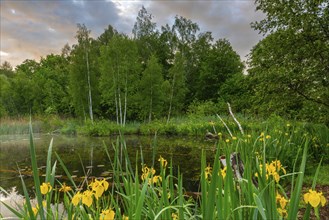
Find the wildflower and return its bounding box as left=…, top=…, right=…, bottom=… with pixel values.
left=149, top=175, right=162, bottom=185
left=204, top=165, right=212, bottom=179
left=276, top=193, right=288, bottom=209
left=32, top=206, right=38, bottom=216
left=286, top=123, right=290, bottom=127
left=72, top=191, right=82, bottom=206
left=277, top=207, right=288, bottom=218
left=99, top=209, right=115, bottom=220
left=247, top=134, right=251, bottom=138
left=158, top=156, right=168, bottom=168
left=266, top=135, right=271, bottom=139
left=259, top=138, right=264, bottom=142
left=218, top=132, right=222, bottom=136
left=59, top=182, right=72, bottom=193
left=141, top=165, right=156, bottom=181
left=90, top=178, right=109, bottom=199
left=122, top=214, right=129, bottom=220
left=260, top=132, right=264, bottom=137
left=82, top=190, right=93, bottom=207
left=221, top=166, right=227, bottom=179
left=304, top=189, right=327, bottom=208
left=172, top=212, right=178, bottom=220
left=225, top=139, right=230, bottom=143
left=40, top=182, right=52, bottom=195
left=232, top=136, right=237, bottom=140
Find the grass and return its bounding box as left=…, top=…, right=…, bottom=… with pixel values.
left=304, top=164, right=329, bottom=186
left=1, top=119, right=328, bottom=219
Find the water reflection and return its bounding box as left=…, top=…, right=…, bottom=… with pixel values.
left=0, top=134, right=216, bottom=207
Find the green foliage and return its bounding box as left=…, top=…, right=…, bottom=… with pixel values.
left=4, top=122, right=327, bottom=219
left=138, top=54, right=165, bottom=122
left=249, top=0, right=329, bottom=124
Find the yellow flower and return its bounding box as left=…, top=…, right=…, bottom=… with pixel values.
left=204, top=165, right=212, bottom=179
left=172, top=212, right=178, bottom=220
left=286, top=123, right=290, bottom=127
left=72, top=191, right=82, bottom=206
left=99, top=209, right=115, bottom=220
left=90, top=178, right=109, bottom=199
left=276, top=193, right=288, bottom=209
left=266, top=135, right=271, bottom=139
left=221, top=166, right=227, bottom=179
left=32, top=206, right=38, bottom=216
left=158, top=156, right=168, bottom=168
left=122, top=214, right=129, bottom=220
left=304, top=189, right=327, bottom=208
left=225, top=139, right=230, bottom=143
left=59, top=183, right=72, bottom=193
left=260, top=132, right=264, bottom=137
left=82, top=190, right=93, bottom=207
left=40, top=182, right=52, bottom=195
left=218, top=132, right=222, bottom=136
left=232, top=136, right=237, bottom=140
left=149, top=175, right=162, bottom=185
left=277, top=207, right=288, bottom=218
left=247, top=134, right=251, bottom=138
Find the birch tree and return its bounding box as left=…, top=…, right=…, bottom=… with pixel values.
left=99, top=35, right=140, bottom=126
left=69, top=24, right=97, bottom=122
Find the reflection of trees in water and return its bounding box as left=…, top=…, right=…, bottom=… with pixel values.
left=0, top=135, right=214, bottom=195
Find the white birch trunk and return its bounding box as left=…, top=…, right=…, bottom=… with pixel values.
left=85, top=47, right=93, bottom=123
left=167, top=72, right=176, bottom=124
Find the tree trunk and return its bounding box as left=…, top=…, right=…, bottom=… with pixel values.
left=123, top=73, right=128, bottom=127
left=85, top=48, right=93, bottom=123
left=167, top=72, right=176, bottom=124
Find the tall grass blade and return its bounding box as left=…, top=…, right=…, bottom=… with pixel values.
left=288, top=140, right=308, bottom=220
left=29, top=123, right=45, bottom=220
left=253, top=193, right=266, bottom=220
left=55, top=152, right=77, bottom=189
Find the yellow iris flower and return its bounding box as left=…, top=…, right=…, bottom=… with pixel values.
left=99, top=209, right=115, bottom=220
left=72, top=191, right=82, bottom=206
left=82, top=190, right=93, bottom=207
left=304, top=189, right=326, bottom=208
left=59, top=182, right=72, bottom=193
left=40, top=182, right=52, bottom=195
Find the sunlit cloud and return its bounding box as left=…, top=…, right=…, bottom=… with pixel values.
left=0, top=0, right=264, bottom=67
left=0, top=51, right=10, bottom=57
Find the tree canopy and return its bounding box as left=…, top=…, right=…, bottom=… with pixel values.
left=1, top=3, right=327, bottom=124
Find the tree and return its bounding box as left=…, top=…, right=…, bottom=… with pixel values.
left=99, top=34, right=140, bottom=126
left=248, top=0, right=329, bottom=123
left=166, top=52, right=187, bottom=122
left=0, top=61, right=14, bottom=78
left=132, top=6, right=159, bottom=64
left=197, top=39, right=244, bottom=101
left=69, top=24, right=99, bottom=121
left=138, top=54, right=164, bottom=122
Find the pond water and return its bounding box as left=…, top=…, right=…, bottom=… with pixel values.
left=0, top=133, right=217, bottom=215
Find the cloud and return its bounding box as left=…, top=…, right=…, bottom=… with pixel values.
left=0, top=0, right=264, bottom=67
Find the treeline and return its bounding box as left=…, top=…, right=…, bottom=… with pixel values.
left=1, top=1, right=328, bottom=125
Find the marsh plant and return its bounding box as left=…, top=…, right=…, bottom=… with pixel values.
left=1, top=124, right=327, bottom=220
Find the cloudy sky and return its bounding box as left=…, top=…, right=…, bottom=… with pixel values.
left=0, top=0, right=265, bottom=67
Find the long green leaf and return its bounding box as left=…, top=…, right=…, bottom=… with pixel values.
left=55, top=152, right=77, bottom=189
left=253, top=193, right=266, bottom=220
left=288, top=140, right=308, bottom=220
left=29, top=123, right=45, bottom=220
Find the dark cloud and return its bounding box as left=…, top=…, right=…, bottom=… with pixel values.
left=0, top=0, right=264, bottom=67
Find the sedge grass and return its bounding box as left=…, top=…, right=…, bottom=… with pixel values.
left=1, top=121, right=327, bottom=219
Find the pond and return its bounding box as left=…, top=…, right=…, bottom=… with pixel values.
left=0, top=133, right=217, bottom=216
